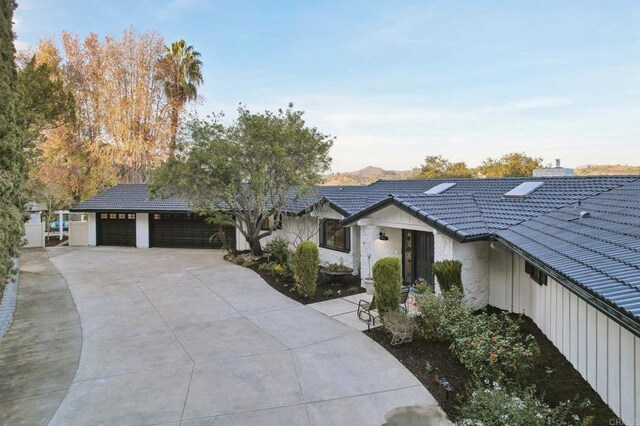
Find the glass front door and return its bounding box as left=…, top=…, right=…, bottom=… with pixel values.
left=402, top=230, right=435, bottom=286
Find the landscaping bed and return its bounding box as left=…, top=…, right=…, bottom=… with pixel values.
left=225, top=251, right=364, bottom=305
left=366, top=306, right=620, bottom=424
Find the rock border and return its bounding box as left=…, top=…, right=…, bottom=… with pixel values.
left=0, top=257, right=19, bottom=345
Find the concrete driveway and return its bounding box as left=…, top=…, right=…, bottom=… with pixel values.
left=9, top=247, right=434, bottom=425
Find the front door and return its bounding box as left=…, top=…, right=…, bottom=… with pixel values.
left=402, top=230, right=435, bottom=286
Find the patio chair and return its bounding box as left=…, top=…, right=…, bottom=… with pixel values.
left=357, top=295, right=377, bottom=330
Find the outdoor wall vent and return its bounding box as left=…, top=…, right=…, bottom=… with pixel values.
left=504, top=181, right=544, bottom=198
left=424, top=182, right=456, bottom=195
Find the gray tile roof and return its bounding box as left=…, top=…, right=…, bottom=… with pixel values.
left=496, top=181, right=640, bottom=323
left=71, top=184, right=192, bottom=212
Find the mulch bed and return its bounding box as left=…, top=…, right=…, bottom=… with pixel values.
left=45, top=236, right=68, bottom=247
left=226, top=253, right=364, bottom=304
left=366, top=306, right=621, bottom=424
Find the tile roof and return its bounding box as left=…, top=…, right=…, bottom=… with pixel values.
left=71, top=184, right=192, bottom=212
left=496, top=181, right=640, bottom=324
left=345, top=176, right=639, bottom=238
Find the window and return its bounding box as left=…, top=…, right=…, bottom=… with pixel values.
left=127, top=213, right=135, bottom=220
left=319, top=219, right=350, bottom=252
left=153, top=214, right=161, bottom=220
left=525, top=261, right=548, bottom=286
left=260, top=214, right=283, bottom=231
left=100, top=213, right=108, bottom=219
left=109, top=213, right=116, bottom=219
left=118, top=213, right=125, bottom=219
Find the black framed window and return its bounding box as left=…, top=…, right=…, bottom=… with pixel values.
left=525, top=261, right=548, bottom=286
left=319, top=219, right=350, bottom=252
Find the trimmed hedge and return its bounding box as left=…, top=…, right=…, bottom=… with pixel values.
left=372, top=257, right=402, bottom=314
left=432, top=259, right=463, bottom=294
left=293, top=241, right=318, bottom=297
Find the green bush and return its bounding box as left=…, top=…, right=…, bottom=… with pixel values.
left=264, top=238, right=292, bottom=266
left=372, top=257, right=402, bottom=314
left=416, top=287, right=467, bottom=341
left=258, top=261, right=291, bottom=279
left=292, top=241, right=319, bottom=297
left=432, top=259, right=463, bottom=294
left=449, top=311, right=540, bottom=387
left=458, top=383, right=583, bottom=426
left=416, top=288, right=539, bottom=387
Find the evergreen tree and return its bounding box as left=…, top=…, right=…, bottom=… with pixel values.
left=0, top=0, right=27, bottom=283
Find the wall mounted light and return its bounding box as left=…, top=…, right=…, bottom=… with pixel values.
left=379, top=229, right=389, bottom=241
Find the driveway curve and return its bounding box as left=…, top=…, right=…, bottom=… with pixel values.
left=46, top=246, right=434, bottom=425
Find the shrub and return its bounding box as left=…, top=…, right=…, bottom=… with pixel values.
left=458, top=383, right=583, bottom=426
left=264, top=238, right=292, bottom=265
left=258, top=261, right=291, bottom=279
left=372, top=257, right=402, bottom=314
left=449, top=311, right=540, bottom=387
left=432, top=259, right=463, bottom=294
left=383, top=311, right=418, bottom=345
left=416, top=286, right=467, bottom=341
left=292, top=241, right=319, bottom=297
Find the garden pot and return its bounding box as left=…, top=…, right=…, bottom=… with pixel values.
left=363, top=277, right=374, bottom=295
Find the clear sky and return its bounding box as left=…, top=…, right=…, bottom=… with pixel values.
left=15, top=0, right=640, bottom=172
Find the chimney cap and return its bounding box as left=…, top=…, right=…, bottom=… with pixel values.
left=555, top=159, right=561, bottom=168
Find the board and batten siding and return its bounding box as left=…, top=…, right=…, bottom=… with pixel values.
left=489, top=245, right=639, bottom=424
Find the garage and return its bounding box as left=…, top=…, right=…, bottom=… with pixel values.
left=149, top=213, right=235, bottom=249
left=97, top=212, right=136, bottom=246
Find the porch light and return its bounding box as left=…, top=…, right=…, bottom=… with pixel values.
left=379, top=229, right=389, bottom=241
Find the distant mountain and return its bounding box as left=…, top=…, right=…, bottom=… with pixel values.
left=323, top=164, right=640, bottom=186
left=575, top=165, right=640, bottom=176
left=323, top=166, right=415, bottom=185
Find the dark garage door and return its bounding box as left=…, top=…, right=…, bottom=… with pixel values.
left=150, top=213, right=235, bottom=249
left=97, top=212, right=136, bottom=246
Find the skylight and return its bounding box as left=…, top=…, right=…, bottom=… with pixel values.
left=424, top=182, right=456, bottom=195
left=504, top=181, right=544, bottom=198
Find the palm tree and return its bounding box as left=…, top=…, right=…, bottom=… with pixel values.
left=158, top=40, right=203, bottom=157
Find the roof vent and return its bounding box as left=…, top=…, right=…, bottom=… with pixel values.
left=504, top=181, right=544, bottom=198
left=424, top=182, right=456, bottom=195
left=579, top=211, right=591, bottom=219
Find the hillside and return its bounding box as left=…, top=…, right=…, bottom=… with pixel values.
left=323, top=166, right=415, bottom=185
left=575, top=165, right=640, bottom=176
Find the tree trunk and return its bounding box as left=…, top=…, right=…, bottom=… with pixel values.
left=248, top=238, right=263, bottom=256
left=169, top=105, right=179, bottom=158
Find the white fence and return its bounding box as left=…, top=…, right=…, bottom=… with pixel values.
left=23, top=223, right=45, bottom=248
left=489, top=246, right=639, bottom=424
left=69, top=221, right=88, bottom=246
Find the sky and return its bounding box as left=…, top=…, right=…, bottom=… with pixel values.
left=14, top=0, right=640, bottom=172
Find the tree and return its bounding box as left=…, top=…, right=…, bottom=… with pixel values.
left=415, top=155, right=474, bottom=178
left=478, top=152, right=543, bottom=177
left=150, top=104, right=333, bottom=255
left=0, top=0, right=27, bottom=281
left=157, top=40, right=203, bottom=157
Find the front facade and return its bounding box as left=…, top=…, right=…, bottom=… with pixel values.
left=73, top=176, right=640, bottom=422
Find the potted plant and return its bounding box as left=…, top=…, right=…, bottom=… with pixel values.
left=362, top=242, right=374, bottom=294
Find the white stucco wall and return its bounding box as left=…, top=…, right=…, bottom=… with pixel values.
left=136, top=213, right=149, bottom=248
left=355, top=204, right=490, bottom=309
left=234, top=208, right=360, bottom=273
left=87, top=213, right=97, bottom=246
left=489, top=245, right=639, bottom=424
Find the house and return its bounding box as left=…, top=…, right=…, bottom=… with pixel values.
left=71, top=175, right=640, bottom=422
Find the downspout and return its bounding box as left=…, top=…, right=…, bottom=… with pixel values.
left=510, top=251, right=515, bottom=312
